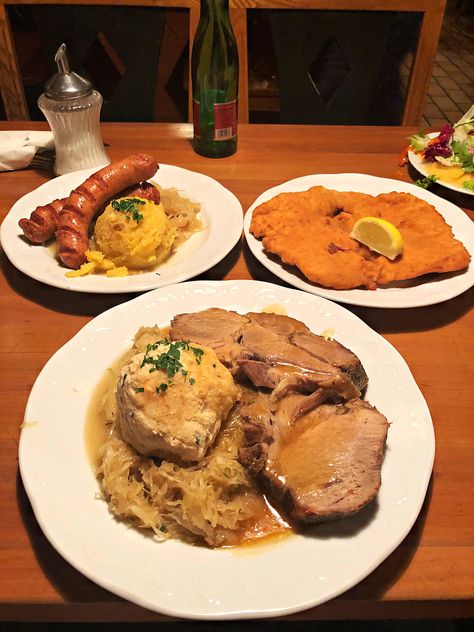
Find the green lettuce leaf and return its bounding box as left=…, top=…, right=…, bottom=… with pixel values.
left=415, top=175, right=439, bottom=189
left=452, top=140, right=474, bottom=173
left=408, top=132, right=429, bottom=152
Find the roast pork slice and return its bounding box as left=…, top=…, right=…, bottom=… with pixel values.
left=238, top=390, right=274, bottom=474
left=290, top=331, right=368, bottom=391
left=240, top=322, right=360, bottom=400
left=247, top=311, right=309, bottom=336
left=238, top=359, right=345, bottom=410
left=264, top=396, right=389, bottom=522
left=248, top=311, right=368, bottom=391
left=169, top=307, right=248, bottom=372
left=237, top=390, right=388, bottom=522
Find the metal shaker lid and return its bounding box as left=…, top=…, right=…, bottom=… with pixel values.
left=44, top=43, right=92, bottom=99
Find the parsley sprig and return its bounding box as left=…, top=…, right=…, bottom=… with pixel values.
left=140, top=339, right=204, bottom=389
left=111, top=197, right=145, bottom=223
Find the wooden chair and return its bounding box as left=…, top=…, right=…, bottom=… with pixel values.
left=0, top=0, right=200, bottom=121
left=1, top=0, right=446, bottom=126
left=232, top=0, right=447, bottom=126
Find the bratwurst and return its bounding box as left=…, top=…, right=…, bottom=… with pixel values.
left=19, top=198, right=65, bottom=244
left=55, top=153, right=158, bottom=269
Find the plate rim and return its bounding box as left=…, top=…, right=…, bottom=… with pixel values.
left=243, top=172, right=474, bottom=309
left=18, top=279, right=435, bottom=620
left=1, top=163, right=243, bottom=294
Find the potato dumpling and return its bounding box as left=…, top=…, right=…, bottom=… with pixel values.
left=94, top=197, right=176, bottom=269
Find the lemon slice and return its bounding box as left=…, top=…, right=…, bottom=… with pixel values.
left=350, top=217, right=404, bottom=260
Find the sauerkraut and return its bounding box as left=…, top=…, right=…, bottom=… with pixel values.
left=155, top=185, right=203, bottom=249
left=96, top=326, right=268, bottom=547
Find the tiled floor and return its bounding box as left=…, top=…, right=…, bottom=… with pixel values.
left=420, top=2, right=473, bottom=128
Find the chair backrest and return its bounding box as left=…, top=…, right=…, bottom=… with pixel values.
left=232, top=0, right=447, bottom=126
left=0, top=0, right=199, bottom=121
left=1, top=0, right=446, bottom=126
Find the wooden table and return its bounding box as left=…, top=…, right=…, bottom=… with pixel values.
left=0, top=122, right=473, bottom=622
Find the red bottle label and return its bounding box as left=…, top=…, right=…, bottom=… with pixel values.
left=213, top=100, right=237, bottom=141
left=193, top=99, right=201, bottom=138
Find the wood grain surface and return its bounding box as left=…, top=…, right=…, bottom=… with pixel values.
left=0, top=121, right=473, bottom=622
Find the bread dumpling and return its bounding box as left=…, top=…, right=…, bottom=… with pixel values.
left=116, top=340, right=239, bottom=463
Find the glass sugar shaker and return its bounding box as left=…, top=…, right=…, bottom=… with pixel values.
left=38, top=43, right=110, bottom=176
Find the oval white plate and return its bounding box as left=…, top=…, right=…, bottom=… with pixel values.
left=1, top=164, right=243, bottom=293
left=244, top=173, right=474, bottom=308
left=408, top=132, right=474, bottom=196
left=19, top=280, right=434, bottom=620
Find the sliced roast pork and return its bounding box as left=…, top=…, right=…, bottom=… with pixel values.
left=289, top=331, right=368, bottom=391
left=246, top=311, right=310, bottom=336
left=170, top=308, right=248, bottom=372
left=169, top=309, right=367, bottom=398
left=237, top=390, right=274, bottom=474
left=247, top=311, right=368, bottom=391
left=239, top=321, right=360, bottom=400
left=239, top=393, right=388, bottom=522
left=168, top=308, right=388, bottom=524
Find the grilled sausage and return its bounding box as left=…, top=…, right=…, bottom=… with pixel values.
left=56, top=154, right=158, bottom=269
left=18, top=180, right=161, bottom=245
left=121, top=181, right=161, bottom=205
left=19, top=198, right=65, bottom=244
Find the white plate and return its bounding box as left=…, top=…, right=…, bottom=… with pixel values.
left=19, top=280, right=434, bottom=620
left=244, top=173, right=474, bottom=308
left=1, top=164, right=243, bottom=293
left=408, top=132, right=474, bottom=196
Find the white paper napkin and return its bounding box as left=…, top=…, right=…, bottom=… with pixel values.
left=0, top=131, right=54, bottom=172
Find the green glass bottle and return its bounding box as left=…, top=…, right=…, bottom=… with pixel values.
left=191, top=0, right=239, bottom=158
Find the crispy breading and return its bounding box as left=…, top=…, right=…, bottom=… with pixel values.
left=250, top=186, right=471, bottom=290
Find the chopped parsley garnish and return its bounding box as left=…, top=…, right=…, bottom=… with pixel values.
left=111, top=197, right=145, bottom=223
left=463, top=180, right=474, bottom=191
left=194, top=435, right=201, bottom=445
left=415, top=175, right=439, bottom=189
left=140, top=340, right=203, bottom=390
left=191, top=347, right=204, bottom=364
left=159, top=524, right=168, bottom=533
left=134, top=387, right=144, bottom=393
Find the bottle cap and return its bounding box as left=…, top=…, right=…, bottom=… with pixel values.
left=44, top=43, right=92, bottom=100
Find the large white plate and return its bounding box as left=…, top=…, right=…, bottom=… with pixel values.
left=1, top=164, right=243, bottom=293
left=244, top=173, right=474, bottom=308
left=19, top=280, right=434, bottom=620
left=408, top=132, right=474, bottom=196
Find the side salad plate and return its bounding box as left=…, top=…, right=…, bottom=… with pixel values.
left=408, top=106, right=474, bottom=196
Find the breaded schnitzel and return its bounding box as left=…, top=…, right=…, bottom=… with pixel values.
left=249, top=186, right=471, bottom=290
